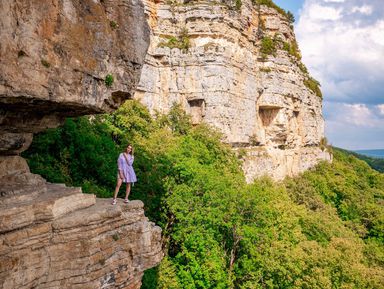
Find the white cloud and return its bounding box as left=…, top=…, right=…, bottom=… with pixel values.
left=351, top=5, right=373, bottom=15
left=295, top=0, right=384, bottom=149
left=377, top=104, right=384, bottom=115
left=370, top=20, right=384, bottom=46
left=296, top=0, right=384, bottom=105
left=342, top=104, right=378, bottom=127
left=327, top=103, right=383, bottom=127
left=324, top=101, right=384, bottom=149
left=307, top=4, right=343, bottom=20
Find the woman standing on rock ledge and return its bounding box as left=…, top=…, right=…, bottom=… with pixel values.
left=112, top=144, right=137, bottom=205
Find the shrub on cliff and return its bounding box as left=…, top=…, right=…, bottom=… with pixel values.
left=304, top=76, right=322, bottom=98
left=260, top=36, right=277, bottom=59
left=253, top=0, right=288, bottom=18
left=158, top=28, right=190, bottom=51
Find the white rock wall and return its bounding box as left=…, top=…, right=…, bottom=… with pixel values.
left=138, top=0, right=332, bottom=181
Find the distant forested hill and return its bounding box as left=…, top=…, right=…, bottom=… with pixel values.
left=23, top=101, right=384, bottom=288
left=336, top=147, right=384, bottom=173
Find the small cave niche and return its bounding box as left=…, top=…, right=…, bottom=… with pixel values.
left=258, top=105, right=281, bottom=127
left=278, top=144, right=286, bottom=150
left=188, top=98, right=205, bottom=125
left=293, top=110, right=299, bottom=118
left=107, top=90, right=132, bottom=109
left=248, top=134, right=261, bottom=146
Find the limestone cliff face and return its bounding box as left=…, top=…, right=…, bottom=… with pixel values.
left=0, top=1, right=162, bottom=288
left=136, top=0, right=331, bottom=181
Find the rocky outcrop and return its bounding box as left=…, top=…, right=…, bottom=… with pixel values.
left=136, top=0, right=331, bottom=181
left=0, top=0, right=150, bottom=155
left=0, top=157, right=163, bottom=289
left=0, top=1, right=163, bottom=288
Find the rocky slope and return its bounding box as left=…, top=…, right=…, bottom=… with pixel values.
left=136, top=0, right=331, bottom=181
left=0, top=0, right=162, bottom=288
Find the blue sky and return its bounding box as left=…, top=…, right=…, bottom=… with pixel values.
left=274, top=0, right=304, bottom=19
left=274, top=0, right=384, bottom=150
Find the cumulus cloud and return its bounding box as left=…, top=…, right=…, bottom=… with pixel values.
left=325, top=102, right=384, bottom=127
left=377, top=104, right=384, bottom=115
left=307, top=4, right=343, bottom=20
left=297, top=0, right=384, bottom=105
left=351, top=5, right=373, bottom=15
left=324, top=102, right=384, bottom=149
left=296, top=0, right=384, bottom=149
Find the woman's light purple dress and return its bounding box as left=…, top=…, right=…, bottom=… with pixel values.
left=117, top=153, right=137, bottom=183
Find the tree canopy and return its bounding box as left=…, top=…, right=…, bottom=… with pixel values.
left=24, top=100, right=384, bottom=288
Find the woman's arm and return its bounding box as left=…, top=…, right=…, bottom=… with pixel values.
left=128, top=154, right=134, bottom=166
left=117, top=154, right=124, bottom=179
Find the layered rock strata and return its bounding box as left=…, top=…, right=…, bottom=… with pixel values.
left=0, top=0, right=149, bottom=154
left=0, top=1, right=163, bottom=288
left=0, top=157, right=163, bottom=289
left=137, top=0, right=331, bottom=181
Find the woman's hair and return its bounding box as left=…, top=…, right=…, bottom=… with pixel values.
left=125, top=144, right=133, bottom=155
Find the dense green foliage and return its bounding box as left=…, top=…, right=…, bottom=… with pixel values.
left=356, top=154, right=384, bottom=173
left=24, top=101, right=384, bottom=288
left=24, top=116, right=120, bottom=197
left=285, top=148, right=384, bottom=267
left=337, top=148, right=384, bottom=173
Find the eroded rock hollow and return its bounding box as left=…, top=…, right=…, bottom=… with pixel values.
left=0, top=0, right=162, bottom=288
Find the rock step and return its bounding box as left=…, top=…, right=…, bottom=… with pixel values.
left=52, top=199, right=147, bottom=233
left=0, top=183, right=96, bottom=233
left=0, top=198, right=163, bottom=289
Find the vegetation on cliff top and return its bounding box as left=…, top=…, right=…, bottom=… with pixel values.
left=253, top=0, right=290, bottom=19
left=336, top=147, right=384, bottom=173
left=259, top=34, right=322, bottom=98
left=304, top=77, right=322, bottom=98
left=24, top=101, right=384, bottom=288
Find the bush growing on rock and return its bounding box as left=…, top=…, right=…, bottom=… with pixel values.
left=105, top=74, right=114, bottom=87
left=304, top=76, right=322, bottom=98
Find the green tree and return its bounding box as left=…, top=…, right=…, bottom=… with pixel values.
left=287, top=11, right=295, bottom=23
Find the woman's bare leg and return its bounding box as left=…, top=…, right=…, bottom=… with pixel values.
left=113, top=178, right=123, bottom=200
left=124, top=183, right=131, bottom=201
